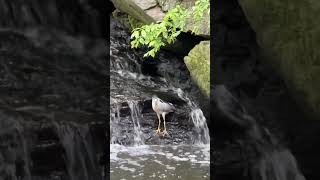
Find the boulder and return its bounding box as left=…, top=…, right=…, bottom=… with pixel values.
left=238, top=0, right=320, bottom=119
left=184, top=41, right=210, bottom=97
left=111, top=0, right=164, bottom=23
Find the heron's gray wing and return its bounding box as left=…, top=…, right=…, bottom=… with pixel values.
left=158, top=101, right=175, bottom=112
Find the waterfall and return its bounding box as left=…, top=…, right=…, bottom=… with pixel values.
left=110, top=100, right=145, bottom=146
left=0, top=112, right=32, bottom=180
left=54, top=123, right=100, bottom=180
left=110, top=103, right=122, bottom=145
left=252, top=150, right=306, bottom=180
left=128, top=101, right=144, bottom=146
left=176, top=88, right=210, bottom=145
left=190, top=109, right=210, bottom=145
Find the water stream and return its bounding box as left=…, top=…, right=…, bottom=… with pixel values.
left=110, top=17, right=210, bottom=179
left=213, top=85, right=306, bottom=180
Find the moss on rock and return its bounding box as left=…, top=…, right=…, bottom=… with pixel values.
left=128, top=15, right=145, bottom=30
left=184, top=9, right=210, bottom=38
left=238, top=0, right=320, bottom=119
left=184, top=41, right=210, bottom=97
left=112, top=10, right=131, bottom=29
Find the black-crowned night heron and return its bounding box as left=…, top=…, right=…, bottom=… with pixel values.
left=152, top=96, right=175, bottom=136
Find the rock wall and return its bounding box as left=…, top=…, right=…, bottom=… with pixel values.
left=238, top=0, right=320, bottom=120
left=0, top=1, right=108, bottom=179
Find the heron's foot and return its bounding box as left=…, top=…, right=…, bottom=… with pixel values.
left=155, top=128, right=161, bottom=134
left=162, top=129, right=169, bottom=136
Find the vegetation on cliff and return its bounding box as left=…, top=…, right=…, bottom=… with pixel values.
left=130, top=0, right=210, bottom=57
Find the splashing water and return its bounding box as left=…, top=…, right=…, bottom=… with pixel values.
left=191, top=109, right=210, bottom=145
left=175, top=88, right=210, bottom=145
left=128, top=101, right=144, bottom=146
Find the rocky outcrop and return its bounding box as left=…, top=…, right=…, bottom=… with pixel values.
left=111, top=0, right=164, bottom=23
left=184, top=41, right=210, bottom=97
left=238, top=0, right=320, bottom=120
left=111, top=0, right=210, bottom=37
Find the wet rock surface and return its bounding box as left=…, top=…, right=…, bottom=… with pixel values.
left=0, top=9, right=107, bottom=180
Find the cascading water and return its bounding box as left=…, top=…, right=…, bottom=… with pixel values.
left=128, top=101, right=145, bottom=146
left=191, top=109, right=210, bottom=145
left=110, top=16, right=210, bottom=179
left=53, top=122, right=102, bottom=180
left=175, top=88, right=210, bottom=145
left=213, top=85, right=306, bottom=180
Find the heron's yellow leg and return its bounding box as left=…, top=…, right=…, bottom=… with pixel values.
left=155, top=113, right=161, bottom=134
left=162, top=113, right=169, bottom=136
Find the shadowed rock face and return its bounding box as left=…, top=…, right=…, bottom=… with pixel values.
left=238, top=0, right=320, bottom=120
left=212, top=0, right=319, bottom=180
left=0, top=2, right=108, bottom=178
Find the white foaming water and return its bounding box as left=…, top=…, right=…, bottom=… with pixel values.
left=115, top=70, right=150, bottom=81
left=175, top=88, right=210, bottom=145
left=110, top=144, right=210, bottom=179
left=128, top=101, right=144, bottom=146
left=110, top=144, right=210, bottom=164
left=191, top=109, right=210, bottom=145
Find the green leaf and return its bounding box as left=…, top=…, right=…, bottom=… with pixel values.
left=149, top=40, right=156, bottom=47
left=150, top=50, right=155, bottom=57
left=139, top=38, right=145, bottom=44
left=128, top=0, right=209, bottom=59
left=163, top=31, right=168, bottom=38
left=141, top=30, right=146, bottom=37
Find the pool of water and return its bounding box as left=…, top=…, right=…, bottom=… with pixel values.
left=110, top=144, right=210, bottom=180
